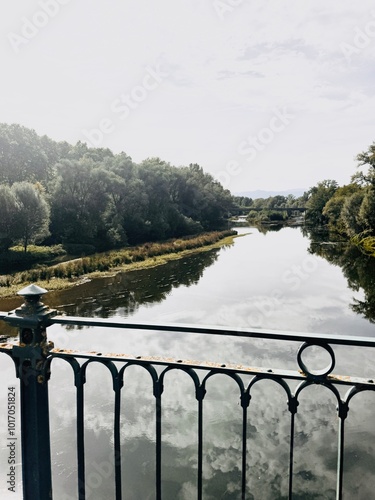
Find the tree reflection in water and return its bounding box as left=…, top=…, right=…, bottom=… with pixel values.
left=1, top=229, right=375, bottom=499
left=46, top=249, right=220, bottom=320
left=303, top=226, right=375, bottom=324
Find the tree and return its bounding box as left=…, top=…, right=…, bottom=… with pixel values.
left=322, top=184, right=361, bottom=234
left=178, top=163, right=234, bottom=230
left=306, top=180, right=338, bottom=225
left=66, top=141, right=114, bottom=162
left=0, top=123, right=60, bottom=185
left=50, top=158, right=109, bottom=246
left=356, top=141, right=375, bottom=186
left=102, top=155, right=148, bottom=245
left=12, top=182, right=50, bottom=252
left=341, top=190, right=366, bottom=237
left=0, top=185, right=19, bottom=250
left=266, top=195, right=286, bottom=209
left=358, top=187, right=375, bottom=234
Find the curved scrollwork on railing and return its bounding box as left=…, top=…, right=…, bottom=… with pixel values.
left=1, top=294, right=375, bottom=500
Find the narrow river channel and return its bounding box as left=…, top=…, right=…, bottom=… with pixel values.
left=1, top=226, right=374, bottom=499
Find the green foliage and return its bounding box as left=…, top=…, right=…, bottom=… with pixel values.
left=355, top=141, right=375, bottom=186
left=265, top=195, right=287, bottom=209
left=268, top=210, right=286, bottom=221
left=0, top=245, right=65, bottom=273
left=305, top=179, right=338, bottom=226
left=0, top=123, right=64, bottom=185
left=304, top=140, right=375, bottom=254
left=247, top=210, right=260, bottom=220
left=0, top=184, right=19, bottom=250
left=63, top=243, right=96, bottom=256
left=12, top=182, right=50, bottom=252
left=340, top=190, right=366, bottom=236
left=0, top=123, right=238, bottom=267
left=358, top=187, right=375, bottom=233
left=50, top=157, right=109, bottom=245
left=233, top=196, right=253, bottom=207
left=322, top=184, right=361, bottom=234
left=2, top=230, right=236, bottom=286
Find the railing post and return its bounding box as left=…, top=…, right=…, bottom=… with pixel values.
left=5, top=285, right=56, bottom=500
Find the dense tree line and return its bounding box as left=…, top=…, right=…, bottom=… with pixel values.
left=304, top=142, right=375, bottom=244
left=233, top=193, right=307, bottom=210
left=233, top=141, right=375, bottom=242
left=0, top=124, right=234, bottom=252
left=234, top=192, right=308, bottom=224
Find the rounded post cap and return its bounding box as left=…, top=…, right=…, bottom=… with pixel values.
left=17, top=284, right=48, bottom=297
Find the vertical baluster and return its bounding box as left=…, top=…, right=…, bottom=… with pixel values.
left=241, top=392, right=251, bottom=500
left=336, top=401, right=348, bottom=500
left=288, top=397, right=298, bottom=500
left=75, top=371, right=86, bottom=500
left=114, top=377, right=123, bottom=500
left=196, top=386, right=206, bottom=500
left=154, top=378, right=163, bottom=500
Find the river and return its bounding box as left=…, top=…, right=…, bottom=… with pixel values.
left=0, top=226, right=374, bottom=499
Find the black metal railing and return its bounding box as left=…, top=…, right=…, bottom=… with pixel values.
left=0, top=285, right=374, bottom=500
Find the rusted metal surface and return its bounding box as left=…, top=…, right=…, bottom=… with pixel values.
left=49, top=347, right=375, bottom=387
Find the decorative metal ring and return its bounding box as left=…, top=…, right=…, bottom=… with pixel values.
left=297, top=342, right=335, bottom=378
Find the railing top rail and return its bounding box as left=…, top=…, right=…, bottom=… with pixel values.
left=49, top=315, right=375, bottom=347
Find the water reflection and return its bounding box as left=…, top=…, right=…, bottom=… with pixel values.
left=304, top=226, right=375, bottom=324
left=46, top=249, right=220, bottom=318
left=45, top=359, right=375, bottom=500
left=1, top=227, right=375, bottom=499
left=253, top=223, right=284, bottom=234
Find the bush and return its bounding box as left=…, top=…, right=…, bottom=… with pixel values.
left=63, top=243, right=96, bottom=256
left=0, top=245, right=66, bottom=273
left=0, top=230, right=237, bottom=288
left=268, top=211, right=286, bottom=221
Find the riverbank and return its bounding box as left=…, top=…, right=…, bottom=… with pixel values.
left=0, top=230, right=240, bottom=298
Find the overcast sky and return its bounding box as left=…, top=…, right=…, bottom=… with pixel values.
left=1, top=0, right=375, bottom=193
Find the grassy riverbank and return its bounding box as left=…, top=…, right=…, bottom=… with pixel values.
left=0, top=230, right=238, bottom=298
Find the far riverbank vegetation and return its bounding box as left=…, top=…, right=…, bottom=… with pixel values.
left=233, top=140, right=375, bottom=257
left=0, top=123, right=240, bottom=293
left=0, top=230, right=237, bottom=297
left=1, top=123, right=375, bottom=292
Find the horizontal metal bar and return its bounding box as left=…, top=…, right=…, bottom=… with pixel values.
left=51, top=315, right=375, bottom=348
left=2, top=340, right=373, bottom=386
left=50, top=349, right=375, bottom=387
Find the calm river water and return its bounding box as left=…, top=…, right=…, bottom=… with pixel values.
left=0, top=226, right=374, bottom=499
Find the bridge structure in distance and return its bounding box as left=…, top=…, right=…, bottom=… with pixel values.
left=234, top=206, right=307, bottom=216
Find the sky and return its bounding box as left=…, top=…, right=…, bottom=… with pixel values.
left=1, top=0, right=375, bottom=194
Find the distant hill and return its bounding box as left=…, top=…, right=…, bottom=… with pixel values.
left=234, top=188, right=306, bottom=199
